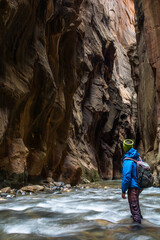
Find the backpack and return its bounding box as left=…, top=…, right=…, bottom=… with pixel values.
left=123, top=157, right=154, bottom=188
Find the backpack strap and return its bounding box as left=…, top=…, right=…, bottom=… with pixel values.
left=123, top=157, right=142, bottom=163
left=123, top=157, right=137, bottom=163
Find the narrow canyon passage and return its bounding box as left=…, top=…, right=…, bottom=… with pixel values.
left=0, top=0, right=140, bottom=187
left=0, top=0, right=160, bottom=239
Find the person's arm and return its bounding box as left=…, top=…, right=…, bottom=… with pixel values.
left=121, top=160, right=133, bottom=198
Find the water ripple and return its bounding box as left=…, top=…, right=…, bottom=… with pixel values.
left=0, top=181, right=160, bottom=240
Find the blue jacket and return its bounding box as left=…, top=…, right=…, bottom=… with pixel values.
left=121, top=148, right=141, bottom=193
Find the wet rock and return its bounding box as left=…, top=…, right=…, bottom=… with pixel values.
left=16, top=190, right=22, bottom=195
left=50, top=186, right=57, bottom=191
left=62, top=188, right=71, bottom=192
left=0, top=187, right=11, bottom=193
left=54, top=182, right=65, bottom=187
left=10, top=189, right=16, bottom=194
left=20, top=185, right=44, bottom=192
left=94, top=219, right=114, bottom=226
left=0, top=193, right=8, bottom=197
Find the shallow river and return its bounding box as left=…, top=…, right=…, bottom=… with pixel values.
left=0, top=180, right=160, bottom=240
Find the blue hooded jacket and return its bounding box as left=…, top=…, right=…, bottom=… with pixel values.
left=121, top=148, right=141, bottom=193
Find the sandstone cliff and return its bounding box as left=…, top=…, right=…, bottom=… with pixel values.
left=0, top=0, right=139, bottom=187
left=134, top=0, right=160, bottom=186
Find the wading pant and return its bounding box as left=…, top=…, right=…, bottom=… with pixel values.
left=128, top=188, right=142, bottom=224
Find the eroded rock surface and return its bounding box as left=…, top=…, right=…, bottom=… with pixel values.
left=59, top=0, right=138, bottom=183
left=0, top=0, right=138, bottom=187
left=134, top=0, right=160, bottom=185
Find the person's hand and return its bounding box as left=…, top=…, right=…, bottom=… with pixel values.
left=122, top=193, right=126, bottom=199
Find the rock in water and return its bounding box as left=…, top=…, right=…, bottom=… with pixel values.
left=0, top=187, right=11, bottom=193
left=20, top=185, right=44, bottom=192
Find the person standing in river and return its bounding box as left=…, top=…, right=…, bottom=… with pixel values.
left=121, top=139, right=143, bottom=224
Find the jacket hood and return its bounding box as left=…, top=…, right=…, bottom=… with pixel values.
left=123, top=148, right=140, bottom=160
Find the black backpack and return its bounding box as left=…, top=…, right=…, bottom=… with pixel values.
left=123, top=157, right=154, bottom=188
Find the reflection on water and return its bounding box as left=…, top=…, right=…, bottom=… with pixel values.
left=0, top=180, right=160, bottom=240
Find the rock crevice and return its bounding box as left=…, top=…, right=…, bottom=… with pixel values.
left=0, top=0, right=145, bottom=187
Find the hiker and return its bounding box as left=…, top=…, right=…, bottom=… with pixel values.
left=121, top=139, right=143, bottom=224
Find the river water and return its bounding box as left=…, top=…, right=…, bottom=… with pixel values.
left=0, top=180, right=160, bottom=240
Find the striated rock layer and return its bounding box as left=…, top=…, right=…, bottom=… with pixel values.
left=0, top=0, right=137, bottom=187
left=134, top=0, right=160, bottom=185
left=62, top=0, right=137, bottom=184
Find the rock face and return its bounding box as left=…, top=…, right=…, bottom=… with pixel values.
left=62, top=0, right=137, bottom=184
left=0, top=0, right=137, bottom=187
left=134, top=0, right=160, bottom=185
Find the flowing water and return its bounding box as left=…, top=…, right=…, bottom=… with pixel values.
left=0, top=180, right=160, bottom=240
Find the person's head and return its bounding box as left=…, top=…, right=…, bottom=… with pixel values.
left=123, top=139, right=134, bottom=152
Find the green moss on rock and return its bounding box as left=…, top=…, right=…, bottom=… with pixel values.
left=81, top=167, right=100, bottom=183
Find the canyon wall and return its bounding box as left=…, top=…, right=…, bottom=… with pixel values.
left=134, top=0, right=160, bottom=186
left=0, top=0, right=137, bottom=187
